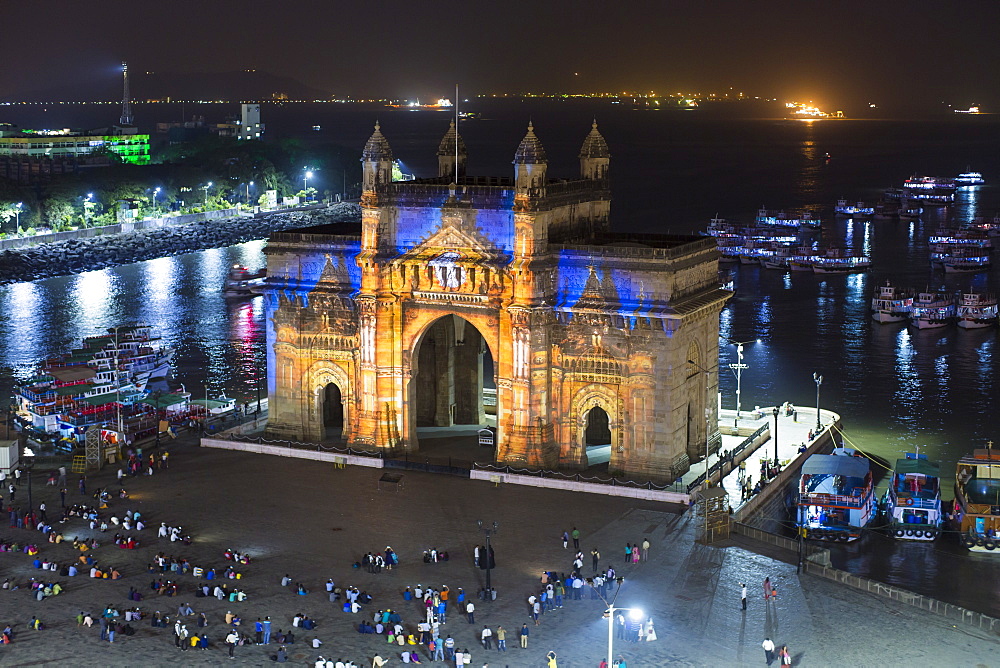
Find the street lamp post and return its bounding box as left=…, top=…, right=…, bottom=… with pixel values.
left=687, top=360, right=714, bottom=488
left=22, top=450, right=35, bottom=517
left=203, top=182, right=212, bottom=206
left=303, top=170, right=313, bottom=199
left=772, top=406, right=780, bottom=470
left=588, top=578, right=640, bottom=668
left=151, top=187, right=160, bottom=217
left=84, top=193, right=94, bottom=227
left=14, top=202, right=22, bottom=234
left=813, top=372, right=823, bottom=433
left=727, top=340, right=758, bottom=427
left=476, top=520, right=498, bottom=599
left=246, top=181, right=254, bottom=206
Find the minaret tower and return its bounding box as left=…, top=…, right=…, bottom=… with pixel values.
left=513, top=122, right=547, bottom=195
left=119, top=61, right=134, bottom=127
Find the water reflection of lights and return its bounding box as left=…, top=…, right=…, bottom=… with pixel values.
left=782, top=273, right=792, bottom=289
left=237, top=239, right=267, bottom=266
left=861, top=220, right=871, bottom=257
left=140, top=257, right=180, bottom=331
left=2, top=282, right=43, bottom=371
left=71, top=269, right=117, bottom=330
left=202, top=247, right=224, bottom=283
left=893, top=329, right=920, bottom=419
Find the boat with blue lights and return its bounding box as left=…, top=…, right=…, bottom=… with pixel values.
left=904, top=175, right=957, bottom=193
left=956, top=292, right=998, bottom=329
left=834, top=199, right=874, bottom=218
left=884, top=452, right=943, bottom=541
left=755, top=207, right=822, bottom=230
left=956, top=171, right=985, bottom=185
left=909, top=291, right=955, bottom=329
left=871, top=282, right=913, bottom=323
left=954, top=445, right=1000, bottom=552
left=797, top=448, right=877, bottom=542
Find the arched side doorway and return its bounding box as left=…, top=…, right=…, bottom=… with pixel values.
left=570, top=384, right=620, bottom=470
left=323, top=383, right=344, bottom=440
left=407, top=314, right=496, bottom=457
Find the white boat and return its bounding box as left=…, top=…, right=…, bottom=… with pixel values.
left=955, top=447, right=1000, bottom=552
left=909, top=291, right=955, bottom=329
left=810, top=248, right=871, bottom=274
left=222, top=264, right=267, bottom=298
left=956, top=293, right=998, bottom=329
left=871, top=282, right=913, bottom=323
left=956, top=171, right=985, bottom=185
left=884, top=453, right=942, bottom=541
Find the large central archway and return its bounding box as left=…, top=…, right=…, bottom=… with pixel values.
left=407, top=314, right=496, bottom=460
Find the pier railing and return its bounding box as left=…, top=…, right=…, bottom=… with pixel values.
left=687, top=423, right=769, bottom=493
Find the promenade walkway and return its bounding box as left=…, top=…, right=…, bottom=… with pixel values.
left=0, top=428, right=992, bottom=666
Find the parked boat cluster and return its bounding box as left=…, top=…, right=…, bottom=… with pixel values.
left=871, top=282, right=998, bottom=329
left=0, top=203, right=361, bottom=286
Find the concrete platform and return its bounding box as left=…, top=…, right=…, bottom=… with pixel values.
left=0, top=425, right=994, bottom=666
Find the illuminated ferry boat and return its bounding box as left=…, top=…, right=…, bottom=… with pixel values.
left=797, top=448, right=877, bottom=542
left=834, top=199, right=874, bottom=217
left=942, top=254, right=991, bottom=274
left=884, top=453, right=942, bottom=541
left=904, top=176, right=957, bottom=192
left=222, top=264, right=267, bottom=298
left=871, top=282, right=913, bottom=323
left=956, top=293, right=998, bottom=329
left=956, top=171, right=986, bottom=185
left=809, top=248, right=871, bottom=274
left=755, top=207, right=822, bottom=230
left=908, top=291, right=955, bottom=329
left=954, top=445, right=1000, bottom=552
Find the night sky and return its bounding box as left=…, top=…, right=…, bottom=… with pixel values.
left=5, top=1, right=999, bottom=111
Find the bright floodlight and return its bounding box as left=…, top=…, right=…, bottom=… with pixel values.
left=207, top=182, right=213, bottom=187
left=249, top=181, right=254, bottom=186
left=627, top=608, right=644, bottom=621
left=306, top=171, right=313, bottom=179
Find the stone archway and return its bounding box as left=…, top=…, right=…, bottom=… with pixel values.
left=307, top=362, right=353, bottom=443
left=568, top=384, right=620, bottom=470
left=406, top=314, right=497, bottom=455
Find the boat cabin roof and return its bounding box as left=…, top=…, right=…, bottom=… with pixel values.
left=802, top=453, right=870, bottom=478
left=893, top=458, right=939, bottom=477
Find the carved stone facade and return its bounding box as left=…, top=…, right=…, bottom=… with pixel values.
left=262, top=121, right=731, bottom=481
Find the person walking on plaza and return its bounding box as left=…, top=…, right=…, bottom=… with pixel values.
left=262, top=616, right=272, bottom=644
left=571, top=527, right=580, bottom=550
left=480, top=625, right=492, bottom=650
left=179, top=624, right=189, bottom=651
left=518, top=623, right=529, bottom=648
left=226, top=629, right=239, bottom=658
left=562, top=531, right=569, bottom=549
left=254, top=619, right=263, bottom=644
left=763, top=577, right=771, bottom=601
left=496, top=625, right=506, bottom=652
left=762, top=637, right=775, bottom=666
left=741, top=582, right=748, bottom=611
left=641, top=539, right=650, bottom=562
left=779, top=644, right=791, bottom=665
left=466, top=601, right=475, bottom=624
left=591, top=548, right=600, bottom=572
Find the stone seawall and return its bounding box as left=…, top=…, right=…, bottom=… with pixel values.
left=0, top=203, right=361, bottom=285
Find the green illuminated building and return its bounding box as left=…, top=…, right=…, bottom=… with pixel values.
left=0, top=128, right=150, bottom=165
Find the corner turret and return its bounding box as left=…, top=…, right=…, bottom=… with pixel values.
left=361, top=122, right=394, bottom=191
left=437, top=120, right=467, bottom=180
left=513, top=122, right=548, bottom=195
left=579, top=120, right=610, bottom=180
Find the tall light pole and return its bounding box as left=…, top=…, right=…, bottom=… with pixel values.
left=772, top=406, right=780, bottom=469
left=589, top=578, right=640, bottom=668
left=303, top=169, right=313, bottom=198
left=14, top=202, right=22, bottom=234
left=476, top=520, right=498, bottom=599
left=151, top=187, right=160, bottom=216
left=246, top=181, right=254, bottom=205
left=814, top=372, right=823, bottom=432
left=203, top=182, right=212, bottom=206
left=83, top=193, right=94, bottom=226
left=727, top=339, right=758, bottom=426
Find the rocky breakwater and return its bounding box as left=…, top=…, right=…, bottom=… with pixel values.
left=0, top=204, right=361, bottom=285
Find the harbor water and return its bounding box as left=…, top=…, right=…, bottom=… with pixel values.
left=2, top=104, right=1000, bottom=611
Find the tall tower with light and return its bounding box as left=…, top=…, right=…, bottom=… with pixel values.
left=119, top=61, right=134, bottom=127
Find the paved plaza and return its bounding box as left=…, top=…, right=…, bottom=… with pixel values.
left=0, top=428, right=997, bottom=667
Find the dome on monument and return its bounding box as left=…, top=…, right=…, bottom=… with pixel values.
left=579, top=120, right=610, bottom=159
left=513, top=122, right=548, bottom=164
left=362, top=122, right=394, bottom=161
left=437, top=120, right=467, bottom=156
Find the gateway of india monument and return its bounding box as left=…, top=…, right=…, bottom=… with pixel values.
left=261, top=120, right=731, bottom=482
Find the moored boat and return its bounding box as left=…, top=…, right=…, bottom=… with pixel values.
left=871, top=282, right=913, bottom=323
left=834, top=199, right=874, bottom=218
left=909, top=291, right=955, bottom=329
left=956, top=171, right=986, bottom=185
left=904, top=175, right=957, bottom=193
left=222, top=264, right=267, bottom=298
left=755, top=207, right=822, bottom=230
left=956, top=292, right=999, bottom=329
left=797, top=448, right=877, bottom=542
left=954, top=445, right=1000, bottom=552
left=883, top=453, right=943, bottom=541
